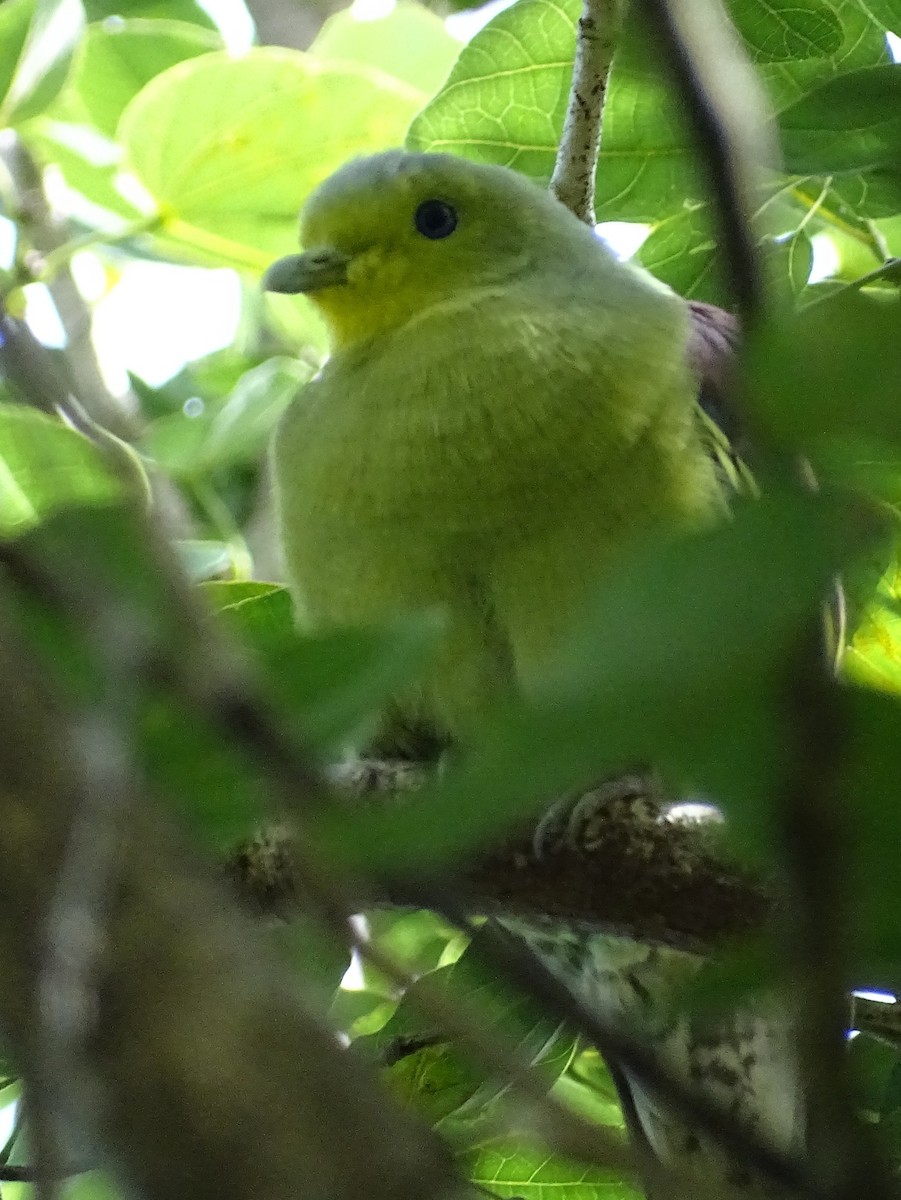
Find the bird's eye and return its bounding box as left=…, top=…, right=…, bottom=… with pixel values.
left=414, top=199, right=458, bottom=240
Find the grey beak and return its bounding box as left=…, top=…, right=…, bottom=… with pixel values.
left=262, top=248, right=350, bottom=294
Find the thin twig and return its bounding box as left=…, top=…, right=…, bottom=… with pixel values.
left=549, top=0, right=623, bottom=224
left=0, top=133, right=140, bottom=440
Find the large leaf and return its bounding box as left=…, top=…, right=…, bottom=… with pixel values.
left=311, top=1, right=460, bottom=95
left=0, top=0, right=84, bottom=126
left=407, top=0, right=894, bottom=303
left=465, top=1138, right=641, bottom=1200
left=406, top=0, right=578, bottom=181
left=119, top=49, right=424, bottom=269
left=74, top=17, right=221, bottom=137
left=408, top=0, right=889, bottom=213
left=594, top=0, right=889, bottom=222
left=779, top=64, right=901, bottom=174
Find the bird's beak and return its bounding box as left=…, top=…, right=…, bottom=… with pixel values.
left=262, top=248, right=350, bottom=294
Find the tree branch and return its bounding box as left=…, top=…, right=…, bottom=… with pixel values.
left=230, top=774, right=772, bottom=953
left=0, top=133, right=140, bottom=440
left=550, top=0, right=624, bottom=224
left=0, top=600, right=474, bottom=1200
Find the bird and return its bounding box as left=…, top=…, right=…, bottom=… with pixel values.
left=264, top=150, right=800, bottom=1198
left=266, top=149, right=726, bottom=751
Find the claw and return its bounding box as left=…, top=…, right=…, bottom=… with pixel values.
left=532, top=772, right=665, bottom=860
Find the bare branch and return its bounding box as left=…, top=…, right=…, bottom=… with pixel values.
left=550, top=0, right=624, bottom=224
left=0, top=133, right=140, bottom=440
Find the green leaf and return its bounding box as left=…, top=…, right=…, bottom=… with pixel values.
left=406, top=0, right=577, bottom=182
left=594, top=0, right=888, bottom=222
left=366, top=908, right=460, bottom=977
left=203, top=583, right=442, bottom=752
left=0, top=405, right=120, bottom=535
left=409, top=0, right=888, bottom=227
left=845, top=556, right=901, bottom=695
left=83, top=0, right=217, bottom=25
left=464, top=1137, right=641, bottom=1200
left=636, top=205, right=725, bottom=304
left=0, top=0, right=84, bottom=127
left=312, top=1, right=460, bottom=95
left=829, top=169, right=901, bottom=220
left=730, top=0, right=843, bottom=62
left=744, top=290, right=901, bottom=459
left=557, top=1048, right=629, bottom=1130
left=328, top=988, right=396, bottom=1040
left=25, top=121, right=147, bottom=222
left=405, top=0, right=896, bottom=296
left=389, top=1042, right=489, bottom=1128
left=360, top=932, right=576, bottom=1126
left=780, top=65, right=901, bottom=174
left=74, top=17, right=221, bottom=137
left=119, top=49, right=424, bottom=269
left=858, top=0, right=901, bottom=32
left=200, top=357, right=310, bottom=471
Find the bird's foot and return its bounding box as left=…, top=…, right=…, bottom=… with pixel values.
left=327, top=756, right=430, bottom=795
left=532, top=770, right=666, bottom=860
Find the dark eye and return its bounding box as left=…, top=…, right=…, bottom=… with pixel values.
left=414, top=199, right=458, bottom=240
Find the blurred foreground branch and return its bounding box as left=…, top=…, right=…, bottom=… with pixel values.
left=0, top=601, right=471, bottom=1200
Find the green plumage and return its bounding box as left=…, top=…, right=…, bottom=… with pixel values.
left=271, top=150, right=722, bottom=744
left=267, top=151, right=802, bottom=1198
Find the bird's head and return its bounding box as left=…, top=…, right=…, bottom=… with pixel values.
left=263, top=150, right=594, bottom=350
